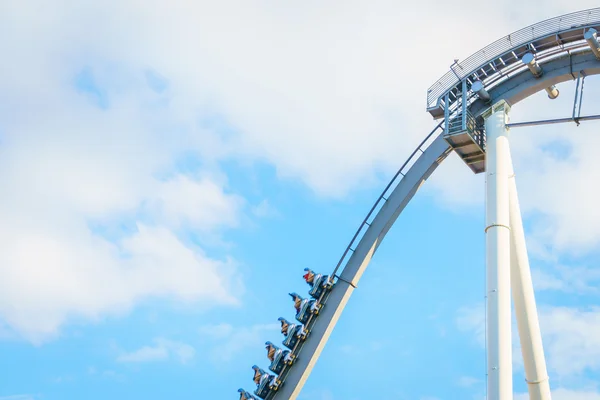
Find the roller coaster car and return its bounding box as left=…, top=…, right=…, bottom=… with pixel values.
left=289, top=293, right=321, bottom=324
left=303, top=268, right=333, bottom=299
left=265, top=341, right=295, bottom=374
left=252, top=365, right=281, bottom=399
left=238, top=388, right=260, bottom=400
left=278, top=317, right=307, bottom=349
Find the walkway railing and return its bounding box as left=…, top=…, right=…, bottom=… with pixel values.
left=427, top=7, right=600, bottom=111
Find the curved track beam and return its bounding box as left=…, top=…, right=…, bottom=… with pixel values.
left=273, top=134, right=453, bottom=399
left=273, top=50, right=600, bottom=397
left=265, top=11, right=600, bottom=400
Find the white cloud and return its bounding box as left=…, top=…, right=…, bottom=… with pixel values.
left=532, top=268, right=567, bottom=292
left=199, top=323, right=279, bottom=362
left=426, top=153, right=484, bottom=210
left=198, top=323, right=234, bottom=338
left=117, top=338, right=195, bottom=364
left=456, top=304, right=486, bottom=347
left=0, top=0, right=548, bottom=198
left=457, top=303, right=600, bottom=382
left=0, top=215, right=241, bottom=343
left=118, top=343, right=168, bottom=363
left=457, top=376, right=481, bottom=388
left=539, top=306, right=600, bottom=378
left=533, top=264, right=600, bottom=294
left=1, top=0, right=599, bottom=344
left=2, top=0, right=599, bottom=202
left=251, top=199, right=279, bottom=219
left=0, top=54, right=244, bottom=342
left=150, top=175, right=244, bottom=231
left=513, top=115, right=600, bottom=256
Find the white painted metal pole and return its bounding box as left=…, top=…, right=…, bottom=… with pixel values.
left=507, top=150, right=552, bottom=400
left=485, top=101, right=513, bottom=400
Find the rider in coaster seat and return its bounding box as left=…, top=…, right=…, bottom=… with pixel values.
left=252, top=365, right=279, bottom=398
left=289, top=292, right=320, bottom=324
left=265, top=341, right=277, bottom=362
left=289, top=292, right=303, bottom=314
left=265, top=341, right=294, bottom=374
left=303, top=268, right=333, bottom=298
left=278, top=317, right=307, bottom=349
left=278, top=317, right=290, bottom=336
left=303, top=268, right=316, bottom=287
left=252, top=365, right=266, bottom=385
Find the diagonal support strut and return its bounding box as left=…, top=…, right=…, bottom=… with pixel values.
left=507, top=149, right=552, bottom=400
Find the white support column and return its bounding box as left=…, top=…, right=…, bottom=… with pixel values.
left=507, top=151, right=552, bottom=400
left=484, top=100, right=513, bottom=400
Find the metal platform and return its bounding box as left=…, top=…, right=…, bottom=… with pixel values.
left=444, top=110, right=486, bottom=174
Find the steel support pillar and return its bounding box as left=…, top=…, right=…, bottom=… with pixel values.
left=507, top=151, right=552, bottom=400
left=484, top=100, right=513, bottom=400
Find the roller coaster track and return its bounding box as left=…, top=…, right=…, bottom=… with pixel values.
left=242, top=7, right=600, bottom=400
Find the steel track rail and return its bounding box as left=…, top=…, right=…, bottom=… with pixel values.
left=251, top=9, right=600, bottom=400
left=272, top=129, right=452, bottom=399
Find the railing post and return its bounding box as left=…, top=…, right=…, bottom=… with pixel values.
left=444, top=93, right=450, bottom=134
left=462, top=79, right=468, bottom=131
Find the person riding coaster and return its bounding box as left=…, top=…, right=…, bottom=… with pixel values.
left=278, top=317, right=308, bottom=349
left=278, top=317, right=290, bottom=336
left=238, top=388, right=260, bottom=400
left=251, top=365, right=280, bottom=399
left=289, top=292, right=321, bottom=324
left=265, top=341, right=295, bottom=374
left=303, top=268, right=333, bottom=299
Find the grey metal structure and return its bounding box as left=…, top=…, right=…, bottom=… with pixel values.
left=273, top=127, right=451, bottom=399
left=435, top=8, right=600, bottom=173
left=266, top=8, right=600, bottom=400
left=427, top=8, right=600, bottom=116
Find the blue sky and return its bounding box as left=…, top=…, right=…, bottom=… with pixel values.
left=1, top=1, right=600, bottom=400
